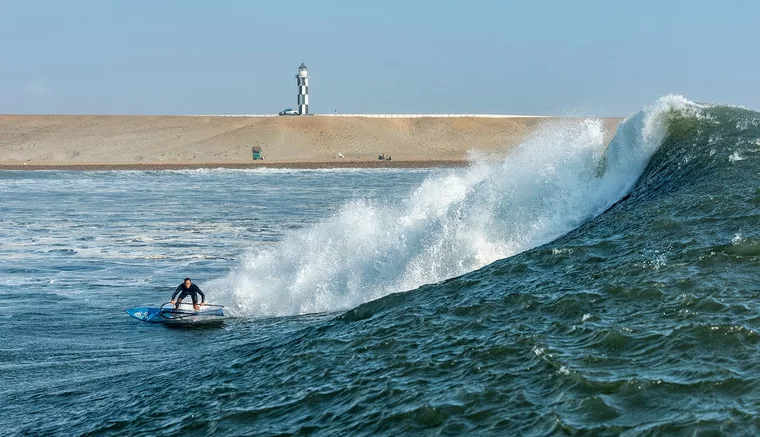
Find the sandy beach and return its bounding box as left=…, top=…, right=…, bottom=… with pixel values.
left=0, top=115, right=622, bottom=169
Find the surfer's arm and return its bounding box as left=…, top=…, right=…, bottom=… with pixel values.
left=170, top=285, right=182, bottom=301
left=196, top=286, right=205, bottom=304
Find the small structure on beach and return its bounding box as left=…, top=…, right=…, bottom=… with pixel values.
left=296, top=63, right=309, bottom=115
left=251, top=146, right=263, bottom=160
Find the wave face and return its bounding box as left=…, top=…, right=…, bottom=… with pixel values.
left=328, top=97, right=760, bottom=434
left=214, top=95, right=698, bottom=317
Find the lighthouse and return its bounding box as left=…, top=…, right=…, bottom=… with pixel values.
left=296, top=63, right=309, bottom=115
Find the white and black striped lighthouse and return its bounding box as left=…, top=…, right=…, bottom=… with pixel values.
left=296, top=63, right=309, bottom=115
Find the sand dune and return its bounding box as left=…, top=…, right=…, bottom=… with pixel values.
left=0, top=115, right=622, bottom=166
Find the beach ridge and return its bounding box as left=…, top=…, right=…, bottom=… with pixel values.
left=0, top=115, right=622, bottom=167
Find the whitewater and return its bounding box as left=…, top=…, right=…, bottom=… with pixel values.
left=213, top=95, right=697, bottom=316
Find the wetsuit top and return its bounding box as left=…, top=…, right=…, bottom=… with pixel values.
left=171, top=283, right=205, bottom=303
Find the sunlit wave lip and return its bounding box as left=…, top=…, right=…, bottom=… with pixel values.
left=210, top=95, right=703, bottom=318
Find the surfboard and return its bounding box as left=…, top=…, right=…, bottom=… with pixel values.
left=126, top=302, right=225, bottom=324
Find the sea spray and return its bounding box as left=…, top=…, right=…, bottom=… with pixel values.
left=211, top=96, right=702, bottom=317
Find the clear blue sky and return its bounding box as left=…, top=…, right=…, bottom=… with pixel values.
left=1, top=0, right=758, bottom=116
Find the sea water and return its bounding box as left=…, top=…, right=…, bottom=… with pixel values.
left=2, top=96, right=760, bottom=435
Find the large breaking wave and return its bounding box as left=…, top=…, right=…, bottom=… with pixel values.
left=211, top=95, right=702, bottom=317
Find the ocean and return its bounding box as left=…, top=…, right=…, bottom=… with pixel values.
left=2, top=95, right=759, bottom=435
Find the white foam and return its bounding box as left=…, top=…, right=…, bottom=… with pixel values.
left=211, top=96, right=700, bottom=317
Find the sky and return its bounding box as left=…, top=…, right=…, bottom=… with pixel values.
left=1, top=0, right=759, bottom=116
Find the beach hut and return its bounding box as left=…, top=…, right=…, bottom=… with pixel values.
left=251, top=146, right=263, bottom=160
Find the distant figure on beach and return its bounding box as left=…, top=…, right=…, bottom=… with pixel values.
left=386, top=155, right=392, bottom=161
left=378, top=154, right=385, bottom=160
left=171, top=278, right=205, bottom=310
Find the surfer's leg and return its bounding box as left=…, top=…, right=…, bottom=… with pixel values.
left=175, top=291, right=189, bottom=308
left=190, top=292, right=200, bottom=311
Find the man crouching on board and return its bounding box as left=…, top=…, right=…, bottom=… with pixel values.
left=171, top=278, right=205, bottom=311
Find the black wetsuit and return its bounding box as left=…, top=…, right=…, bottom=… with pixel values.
left=171, top=283, right=205, bottom=305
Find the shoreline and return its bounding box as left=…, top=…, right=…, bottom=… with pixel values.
left=0, top=159, right=470, bottom=171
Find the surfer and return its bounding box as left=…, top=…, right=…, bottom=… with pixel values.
left=171, top=278, right=205, bottom=311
